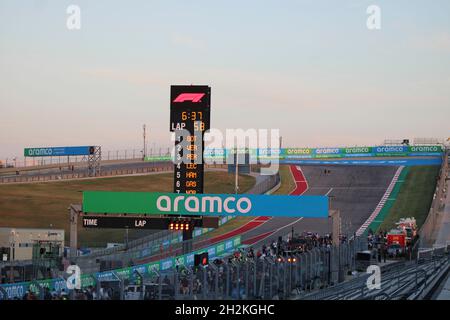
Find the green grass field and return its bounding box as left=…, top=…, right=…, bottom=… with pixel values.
left=378, top=165, right=440, bottom=232
left=0, top=172, right=255, bottom=246
left=273, top=165, right=295, bottom=195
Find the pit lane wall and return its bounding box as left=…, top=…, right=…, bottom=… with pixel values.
left=145, top=145, right=444, bottom=162
left=0, top=236, right=241, bottom=300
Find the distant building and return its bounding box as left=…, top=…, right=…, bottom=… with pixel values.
left=0, top=228, right=64, bottom=261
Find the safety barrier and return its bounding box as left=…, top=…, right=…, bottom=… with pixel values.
left=281, top=145, right=444, bottom=159
left=72, top=215, right=238, bottom=275
left=419, top=151, right=449, bottom=247
left=0, top=235, right=368, bottom=300
left=0, top=236, right=242, bottom=300
left=2, top=145, right=444, bottom=172
left=0, top=163, right=260, bottom=184
left=417, top=245, right=449, bottom=262
left=97, top=236, right=365, bottom=300
left=0, top=164, right=173, bottom=184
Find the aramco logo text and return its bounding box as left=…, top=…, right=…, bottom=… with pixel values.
left=410, top=146, right=440, bottom=152
left=27, top=148, right=53, bottom=156
left=156, top=195, right=252, bottom=214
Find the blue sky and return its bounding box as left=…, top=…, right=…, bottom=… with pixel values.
left=1, top=0, right=449, bottom=158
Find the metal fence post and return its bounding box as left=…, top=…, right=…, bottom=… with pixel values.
left=96, top=278, right=102, bottom=300
left=303, top=252, right=308, bottom=289
left=299, top=254, right=303, bottom=290
left=283, top=263, right=287, bottom=299
left=158, top=272, right=163, bottom=300
left=258, top=259, right=265, bottom=299
left=245, top=262, right=249, bottom=299
left=202, top=266, right=207, bottom=300
left=236, top=263, right=240, bottom=299
left=307, top=251, right=312, bottom=290
left=415, top=269, right=418, bottom=290
left=226, top=264, right=230, bottom=299
left=189, top=268, right=194, bottom=299
left=267, top=261, right=272, bottom=299
left=120, top=278, right=125, bottom=300
left=313, top=250, right=318, bottom=278
left=292, top=257, right=297, bottom=292
left=275, top=262, right=280, bottom=299
left=214, top=265, right=219, bottom=299
left=174, top=271, right=179, bottom=300
left=253, top=259, right=258, bottom=298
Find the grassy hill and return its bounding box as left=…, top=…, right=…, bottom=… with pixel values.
left=378, top=165, right=440, bottom=232
left=0, top=172, right=255, bottom=246
left=273, top=165, right=295, bottom=195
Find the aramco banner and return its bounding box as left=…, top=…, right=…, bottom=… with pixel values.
left=145, top=145, right=444, bottom=162
left=82, top=191, right=329, bottom=218
left=24, top=146, right=94, bottom=157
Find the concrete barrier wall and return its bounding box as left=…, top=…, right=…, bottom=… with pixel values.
left=419, top=152, right=449, bottom=247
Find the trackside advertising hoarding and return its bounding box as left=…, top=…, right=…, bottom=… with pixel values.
left=282, top=146, right=443, bottom=159
left=405, top=145, right=444, bottom=156
left=144, top=145, right=444, bottom=162
left=372, top=145, right=408, bottom=156
left=82, top=191, right=329, bottom=218
left=144, top=155, right=172, bottom=162
left=24, top=146, right=94, bottom=157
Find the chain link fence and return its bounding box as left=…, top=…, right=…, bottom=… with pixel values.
left=75, top=236, right=367, bottom=300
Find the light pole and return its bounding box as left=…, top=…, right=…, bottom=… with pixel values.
left=143, top=124, right=147, bottom=160
left=235, top=149, right=239, bottom=194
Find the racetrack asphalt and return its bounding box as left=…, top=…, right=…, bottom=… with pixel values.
left=239, top=165, right=398, bottom=248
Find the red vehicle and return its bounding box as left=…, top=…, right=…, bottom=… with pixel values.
left=386, top=231, right=406, bottom=257
left=386, top=233, right=406, bottom=247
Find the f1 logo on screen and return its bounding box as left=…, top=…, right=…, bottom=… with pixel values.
left=173, top=93, right=206, bottom=103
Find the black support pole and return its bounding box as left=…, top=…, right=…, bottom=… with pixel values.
left=182, top=229, right=193, bottom=254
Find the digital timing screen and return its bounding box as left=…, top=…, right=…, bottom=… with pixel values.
left=170, top=85, right=211, bottom=194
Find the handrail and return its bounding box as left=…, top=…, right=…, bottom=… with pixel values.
left=301, top=254, right=449, bottom=300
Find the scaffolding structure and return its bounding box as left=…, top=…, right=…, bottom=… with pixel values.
left=87, top=146, right=101, bottom=177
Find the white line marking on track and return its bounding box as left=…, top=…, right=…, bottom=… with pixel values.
left=247, top=166, right=309, bottom=246
left=295, top=166, right=309, bottom=191
left=250, top=217, right=304, bottom=246
left=355, top=166, right=405, bottom=236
